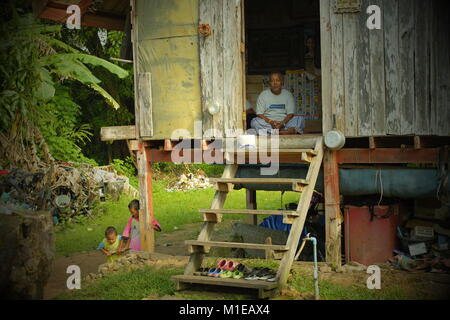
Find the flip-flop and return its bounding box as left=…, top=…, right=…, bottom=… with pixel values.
left=266, top=274, right=277, bottom=282
left=244, top=268, right=260, bottom=280
left=207, top=268, right=218, bottom=277
left=211, top=268, right=223, bottom=278
left=220, top=270, right=233, bottom=278
left=216, top=259, right=227, bottom=269
left=224, top=260, right=238, bottom=271
left=196, top=268, right=209, bottom=276
left=255, top=268, right=272, bottom=280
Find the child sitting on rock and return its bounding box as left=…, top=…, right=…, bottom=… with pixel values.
left=98, top=226, right=125, bottom=263
left=121, top=199, right=161, bottom=252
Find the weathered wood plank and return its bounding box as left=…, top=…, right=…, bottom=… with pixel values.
left=100, top=125, right=136, bottom=141
left=130, top=0, right=140, bottom=139
left=138, top=72, right=153, bottom=137
left=330, top=8, right=345, bottom=132
left=245, top=189, right=258, bottom=225
left=414, top=0, right=431, bottom=135
left=324, top=149, right=341, bottom=267
left=138, top=147, right=154, bottom=252
left=277, top=138, right=324, bottom=285
left=211, top=0, right=224, bottom=134
left=199, top=0, right=214, bottom=135
left=343, top=11, right=359, bottom=136
left=398, top=0, right=415, bottom=135
left=320, top=0, right=333, bottom=133
left=369, top=0, right=386, bottom=135
left=200, top=209, right=299, bottom=216
left=357, top=0, right=372, bottom=136
left=384, top=0, right=401, bottom=135
left=186, top=240, right=289, bottom=251
left=436, top=0, right=450, bottom=136
left=429, top=0, right=438, bottom=135
left=222, top=0, right=244, bottom=137
left=172, top=275, right=278, bottom=290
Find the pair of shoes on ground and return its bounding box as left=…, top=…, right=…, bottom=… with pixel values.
left=193, top=268, right=210, bottom=276
left=244, top=267, right=277, bottom=282
left=216, top=259, right=241, bottom=271
left=205, top=267, right=244, bottom=279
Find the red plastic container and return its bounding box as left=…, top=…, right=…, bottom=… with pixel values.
left=344, top=205, right=403, bottom=266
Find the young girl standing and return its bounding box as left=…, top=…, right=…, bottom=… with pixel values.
left=121, top=199, right=161, bottom=251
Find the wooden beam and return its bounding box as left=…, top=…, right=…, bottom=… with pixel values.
left=324, top=149, right=342, bottom=268
left=101, top=126, right=136, bottom=141
left=320, top=0, right=332, bottom=133
left=32, top=0, right=49, bottom=17
left=183, top=164, right=238, bottom=275
left=414, top=136, right=422, bottom=149
left=138, top=72, right=153, bottom=138
left=336, top=148, right=440, bottom=164
left=369, top=137, right=376, bottom=149
left=127, top=140, right=139, bottom=152
left=245, top=189, right=257, bottom=225
left=37, top=4, right=125, bottom=31
left=137, top=145, right=154, bottom=252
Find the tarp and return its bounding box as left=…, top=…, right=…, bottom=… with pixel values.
left=234, top=165, right=447, bottom=198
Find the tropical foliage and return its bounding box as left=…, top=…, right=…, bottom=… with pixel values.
left=0, top=8, right=129, bottom=169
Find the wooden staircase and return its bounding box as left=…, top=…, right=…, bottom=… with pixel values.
left=172, top=137, right=324, bottom=298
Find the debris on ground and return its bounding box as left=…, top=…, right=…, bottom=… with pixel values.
left=166, top=172, right=213, bottom=192
left=0, top=162, right=139, bottom=224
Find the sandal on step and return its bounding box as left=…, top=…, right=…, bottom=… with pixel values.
left=220, top=270, right=233, bottom=278
left=216, top=259, right=227, bottom=269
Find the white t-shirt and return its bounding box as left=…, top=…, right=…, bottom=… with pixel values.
left=246, top=100, right=253, bottom=111
left=256, top=89, right=296, bottom=122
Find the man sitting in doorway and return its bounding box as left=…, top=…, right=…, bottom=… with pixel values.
left=251, top=72, right=305, bottom=135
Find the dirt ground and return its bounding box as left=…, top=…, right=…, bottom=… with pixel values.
left=44, top=220, right=450, bottom=300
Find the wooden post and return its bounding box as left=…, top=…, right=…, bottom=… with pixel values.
left=137, top=144, right=154, bottom=252
left=245, top=189, right=257, bottom=225
left=324, top=149, right=341, bottom=268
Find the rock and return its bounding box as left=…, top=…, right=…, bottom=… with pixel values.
left=347, top=261, right=367, bottom=271
left=319, top=266, right=332, bottom=273
left=335, top=266, right=347, bottom=273
left=145, top=260, right=154, bottom=267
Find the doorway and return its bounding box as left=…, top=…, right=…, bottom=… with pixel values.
left=244, top=0, right=322, bottom=133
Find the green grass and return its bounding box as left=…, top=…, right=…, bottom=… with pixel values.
left=289, top=275, right=410, bottom=300
left=55, top=262, right=419, bottom=300
left=55, top=179, right=300, bottom=256
left=56, top=267, right=182, bottom=300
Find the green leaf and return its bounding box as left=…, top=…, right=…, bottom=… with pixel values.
left=87, top=83, right=121, bottom=110
left=36, top=81, right=55, bottom=101
left=61, top=53, right=129, bottom=79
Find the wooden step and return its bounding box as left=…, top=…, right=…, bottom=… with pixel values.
left=199, top=209, right=299, bottom=224
left=211, top=178, right=309, bottom=192
left=223, top=149, right=318, bottom=162
left=186, top=240, right=289, bottom=253
left=172, top=274, right=279, bottom=291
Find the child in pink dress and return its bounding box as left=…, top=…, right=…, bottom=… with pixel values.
left=121, top=199, right=161, bottom=251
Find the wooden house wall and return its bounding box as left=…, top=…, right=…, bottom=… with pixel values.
left=199, top=0, right=245, bottom=137
left=132, top=0, right=202, bottom=140
left=320, top=0, right=450, bottom=137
